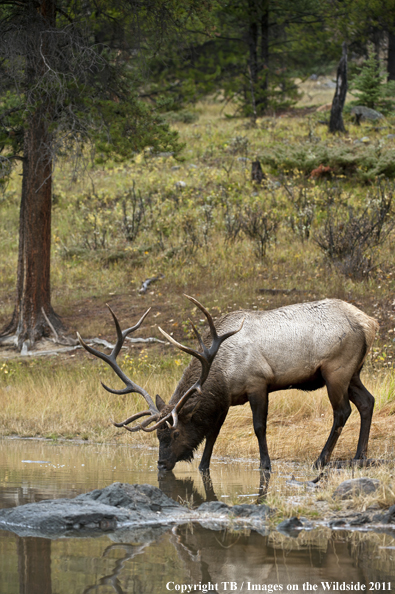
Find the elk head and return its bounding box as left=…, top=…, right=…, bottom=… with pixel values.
left=78, top=295, right=243, bottom=471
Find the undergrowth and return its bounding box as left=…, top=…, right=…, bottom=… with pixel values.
left=2, top=99, right=395, bottom=460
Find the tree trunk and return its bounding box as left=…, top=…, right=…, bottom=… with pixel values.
left=259, top=0, right=269, bottom=113
left=329, top=43, right=348, bottom=134
left=388, top=30, right=395, bottom=81
left=0, top=0, right=63, bottom=351
left=246, top=0, right=269, bottom=117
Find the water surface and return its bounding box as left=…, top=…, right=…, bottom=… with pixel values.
left=1, top=439, right=395, bottom=594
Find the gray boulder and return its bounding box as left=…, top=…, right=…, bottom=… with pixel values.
left=0, top=483, right=191, bottom=539
left=350, top=106, right=384, bottom=121
left=0, top=482, right=271, bottom=540
left=333, top=478, right=380, bottom=500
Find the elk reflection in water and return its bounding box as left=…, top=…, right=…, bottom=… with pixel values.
left=158, top=468, right=271, bottom=505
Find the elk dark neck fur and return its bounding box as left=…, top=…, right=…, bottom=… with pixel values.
left=166, top=357, right=228, bottom=451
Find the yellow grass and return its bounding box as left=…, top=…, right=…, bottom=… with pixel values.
left=1, top=354, right=394, bottom=467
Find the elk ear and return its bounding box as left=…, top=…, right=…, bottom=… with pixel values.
left=182, top=400, right=201, bottom=422
left=156, top=394, right=166, bottom=411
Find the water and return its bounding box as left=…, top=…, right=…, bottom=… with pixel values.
left=0, top=439, right=395, bottom=594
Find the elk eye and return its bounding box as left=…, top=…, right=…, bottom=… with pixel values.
left=173, top=430, right=180, bottom=440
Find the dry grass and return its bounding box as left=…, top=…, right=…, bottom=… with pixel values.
left=1, top=351, right=395, bottom=468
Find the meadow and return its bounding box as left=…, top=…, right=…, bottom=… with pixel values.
left=1, top=80, right=395, bottom=476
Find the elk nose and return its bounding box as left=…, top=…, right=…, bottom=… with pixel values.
left=158, top=460, right=173, bottom=471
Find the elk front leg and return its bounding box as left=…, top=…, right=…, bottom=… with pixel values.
left=248, top=390, right=270, bottom=471
left=199, top=410, right=228, bottom=472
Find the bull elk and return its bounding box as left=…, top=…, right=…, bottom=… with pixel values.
left=78, top=296, right=377, bottom=472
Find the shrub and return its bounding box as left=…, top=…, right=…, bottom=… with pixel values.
left=314, top=183, right=394, bottom=279
left=242, top=201, right=279, bottom=259
left=283, top=181, right=317, bottom=241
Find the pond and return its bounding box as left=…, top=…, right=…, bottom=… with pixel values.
left=0, top=438, right=394, bottom=594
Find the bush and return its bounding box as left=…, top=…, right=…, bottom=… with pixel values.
left=241, top=201, right=279, bottom=259
left=314, top=183, right=394, bottom=279
left=259, top=141, right=395, bottom=181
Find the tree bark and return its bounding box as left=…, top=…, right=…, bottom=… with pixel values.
left=246, top=0, right=269, bottom=117
left=388, top=30, right=395, bottom=81
left=0, top=0, right=63, bottom=350
left=259, top=0, right=269, bottom=112
left=329, top=43, right=348, bottom=134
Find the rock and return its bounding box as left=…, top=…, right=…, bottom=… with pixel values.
left=0, top=483, right=191, bottom=539
left=0, top=482, right=272, bottom=540
left=333, top=478, right=380, bottom=500
left=175, top=181, right=186, bottom=188
left=360, top=136, right=370, bottom=143
left=372, top=504, right=395, bottom=525
left=276, top=516, right=303, bottom=537
left=76, top=482, right=182, bottom=514
left=348, top=513, right=371, bottom=526
left=197, top=501, right=231, bottom=515
left=156, top=152, right=174, bottom=158
left=329, top=518, right=347, bottom=528
left=350, top=106, right=384, bottom=122
left=196, top=501, right=270, bottom=520
left=231, top=504, right=270, bottom=520
left=171, top=165, right=180, bottom=171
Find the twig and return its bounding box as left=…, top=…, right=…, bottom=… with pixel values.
left=41, top=307, right=59, bottom=341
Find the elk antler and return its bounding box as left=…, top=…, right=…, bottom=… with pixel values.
left=77, top=306, right=163, bottom=432
left=155, top=294, right=244, bottom=430
left=78, top=297, right=243, bottom=434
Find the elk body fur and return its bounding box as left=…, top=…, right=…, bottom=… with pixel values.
left=156, top=298, right=378, bottom=471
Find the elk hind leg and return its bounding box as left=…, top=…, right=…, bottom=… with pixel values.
left=248, top=390, right=270, bottom=471
left=314, top=375, right=352, bottom=469
left=348, top=374, right=374, bottom=461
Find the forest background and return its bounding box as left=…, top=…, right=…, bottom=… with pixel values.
left=1, top=0, right=395, bottom=468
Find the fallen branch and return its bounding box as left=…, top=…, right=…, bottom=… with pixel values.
left=0, top=335, right=167, bottom=359
left=139, top=273, right=164, bottom=294
left=258, top=288, right=310, bottom=295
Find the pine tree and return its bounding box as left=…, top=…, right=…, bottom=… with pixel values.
left=352, top=50, right=385, bottom=109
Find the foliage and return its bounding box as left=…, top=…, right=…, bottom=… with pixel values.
left=259, top=139, right=395, bottom=182
left=241, top=200, right=280, bottom=259
left=282, top=181, right=317, bottom=241
left=145, top=0, right=332, bottom=116
left=0, top=1, right=184, bottom=190
left=314, top=183, right=394, bottom=279
left=350, top=48, right=395, bottom=113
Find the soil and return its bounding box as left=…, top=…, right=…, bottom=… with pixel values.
left=1, top=284, right=395, bottom=361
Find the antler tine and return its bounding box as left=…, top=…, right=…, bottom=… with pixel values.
left=107, top=305, right=151, bottom=359
left=115, top=413, right=162, bottom=433
left=156, top=297, right=245, bottom=428
left=157, top=326, right=206, bottom=366
left=184, top=294, right=217, bottom=339
left=77, top=306, right=158, bottom=416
